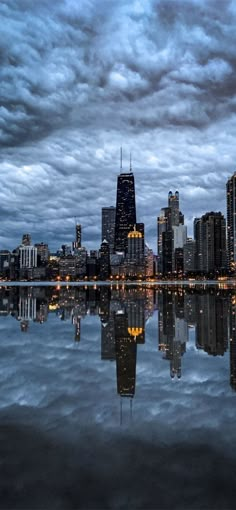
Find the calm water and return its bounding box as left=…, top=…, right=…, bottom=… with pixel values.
left=0, top=284, right=236, bottom=509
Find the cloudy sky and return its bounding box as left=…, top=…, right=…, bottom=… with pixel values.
left=1, top=0, right=236, bottom=252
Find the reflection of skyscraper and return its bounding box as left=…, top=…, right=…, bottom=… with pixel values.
left=101, top=316, right=116, bottom=361
left=102, top=207, right=116, bottom=253
left=127, top=298, right=145, bottom=344
left=99, top=286, right=116, bottom=360
left=230, top=295, right=236, bottom=390
left=18, top=288, right=37, bottom=332
left=72, top=308, right=81, bottom=342
left=115, top=311, right=137, bottom=397
left=195, top=293, right=229, bottom=355
left=19, top=290, right=37, bottom=321
left=114, top=167, right=136, bottom=253
left=158, top=289, right=188, bottom=378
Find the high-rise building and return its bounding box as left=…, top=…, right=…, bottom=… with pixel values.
left=102, top=207, right=116, bottom=252
left=99, top=240, right=110, bottom=280
left=194, top=212, right=227, bottom=273
left=73, top=224, right=82, bottom=251
left=22, top=233, right=31, bottom=246
left=158, top=191, right=185, bottom=274
left=127, top=224, right=145, bottom=277
left=35, top=243, right=49, bottom=264
left=183, top=238, right=196, bottom=273
left=194, top=218, right=203, bottom=271
left=114, top=160, right=136, bottom=253
left=157, top=207, right=171, bottom=273
left=145, top=245, right=154, bottom=277
left=226, top=172, right=236, bottom=270
left=76, top=224, right=81, bottom=247
left=168, top=191, right=179, bottom=227
left=19, top=245, right=37, bottom=269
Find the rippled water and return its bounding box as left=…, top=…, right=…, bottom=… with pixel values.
left=0, top=284, right=236, bottom=509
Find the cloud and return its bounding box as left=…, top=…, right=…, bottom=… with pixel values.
left=1, top=0, right=236, bottom=250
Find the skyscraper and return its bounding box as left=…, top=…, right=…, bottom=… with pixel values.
left=157, top=191, right=185, bottom=274
left=102, top=206, right=116, bottom=252
left=22, top=233, right=31, bottom=246
left=168, top=191, right=179, bottom=227
left=194, top=212, right=227, bottom=273
left=99, top=239, right=110, bottom=280
left=127, top=224, right=145, bottom=278
left=114, top=156, right=136, bottom=253
left=226, top=172, right=236, bottom=270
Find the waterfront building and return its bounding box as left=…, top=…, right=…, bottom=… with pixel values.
left=127, top=224, right=145, bottom=278
left=35, top=242, right=49, bottom=264
left=99, top=239, right=110, bottom=280
left=145, top=245, right=154, bottom=277
left=226, top=172, right=236, bottom=270
left=86, top=252, right=98, bottom=278
left=102, top=207, right=116, bottom=253
left=194, top=212, right=227, bottom=273
left=75, top=247, right=87, bottom=278
left=183, top=238, right=196, bottom=273
left=157, top=207, right=171, bottom=273
left=0, top=250, right=10, bottom=277
left=19, top=245, right=37, bottom=269
left=158, top=191, right=185, bottom=274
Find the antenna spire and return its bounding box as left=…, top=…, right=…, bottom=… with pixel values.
left=130, top=152, right=132, bottom=172
left=120, top=147, right=123, bottom=173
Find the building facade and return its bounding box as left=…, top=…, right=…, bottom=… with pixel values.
left=194, top=212, right=227, bottom=273
left=226, top=172, right=236, bottom=270
left=102, top=207, right=116, bottom=253
left=114, top=171, right=136, bottom=253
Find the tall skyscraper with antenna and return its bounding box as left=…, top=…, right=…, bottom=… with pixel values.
left=114, top=150, right=136, bottom=253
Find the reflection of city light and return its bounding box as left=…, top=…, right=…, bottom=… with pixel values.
left=232, top=296, right=236, bottom=306
left=49, top=304, right=59, bottom=311
left=128, top=327, right=143, bottom=337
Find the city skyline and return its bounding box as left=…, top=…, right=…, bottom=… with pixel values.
left=1, top=1, right=236, bottom=252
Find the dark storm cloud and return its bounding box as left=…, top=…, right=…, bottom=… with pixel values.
left=1, top=0, right=236, bottom=249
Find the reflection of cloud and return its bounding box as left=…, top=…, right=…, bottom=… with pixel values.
left=0, top=298, right=236, bottom=507
left=0, top=420, right=236, bottom=510
left=0, top=1, right=236, bottom=248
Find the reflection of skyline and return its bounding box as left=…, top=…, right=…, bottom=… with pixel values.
left=158, top=290, right=188, bottom=378
left=195, top=293, right=229, bottom=356
left=0, top=285, right=236, bottom=391
left=230, top=295, right=236, bottom=391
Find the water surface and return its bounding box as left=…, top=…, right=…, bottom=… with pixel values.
left=0, top=284, right=235, bottom=509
